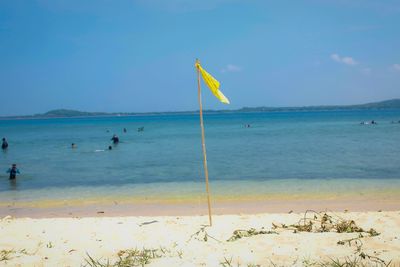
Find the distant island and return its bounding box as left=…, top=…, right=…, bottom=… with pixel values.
left=238, top=98, right=400, bottom=112
left=1, top=99, right=400, bottom=119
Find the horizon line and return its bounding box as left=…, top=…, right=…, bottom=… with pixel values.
left=1, top=98, right=400, bottom=119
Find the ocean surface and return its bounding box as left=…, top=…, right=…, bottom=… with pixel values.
left=1, top=110, right=400, bottom=207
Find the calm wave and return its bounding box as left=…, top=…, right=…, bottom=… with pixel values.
left=1, top=110, right=400, bottom=203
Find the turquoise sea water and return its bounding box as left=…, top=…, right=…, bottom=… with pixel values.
left=1, top=110, right=400, bottom=205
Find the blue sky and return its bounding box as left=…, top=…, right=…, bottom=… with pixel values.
left=0, top=0, right=399, bottom=115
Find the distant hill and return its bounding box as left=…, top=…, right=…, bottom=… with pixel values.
left=355, top=99, right=400, bottom=109
left=42, top=109, right=109, bottom=117
left=1, top=99, right=400, bottom=119
left=238, top=99, right=400, bottom=112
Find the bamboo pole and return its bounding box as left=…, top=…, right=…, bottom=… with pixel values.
left=196, top=62, right=213, bottom=226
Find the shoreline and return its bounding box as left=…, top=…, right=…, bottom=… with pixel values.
left=2, top=178, right=400, bottom=219
left=2, top=197, right=400, bottom=219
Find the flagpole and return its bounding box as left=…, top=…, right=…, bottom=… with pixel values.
left=196, top=62, right=213, bottom=226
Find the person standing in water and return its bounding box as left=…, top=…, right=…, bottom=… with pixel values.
left=111, top=134, right=119, bottom=144
left=7, top=164, right=20, bottom=180
left=2, top=138, right=8, bottom=150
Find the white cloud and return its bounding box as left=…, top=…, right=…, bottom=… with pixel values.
left=331, top=54, right=341, bottom=62
left=330, top=53, right=358, bottom=66
left=221, top=64, right=242, bottom=73
left=342, top=57, right=357, bottom=65
left=393, top=64, right=400, bottom=72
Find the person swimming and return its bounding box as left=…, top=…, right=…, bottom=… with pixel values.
left=108, top=145, right=112, bottom=150
left=111, top=134, right=119, bottom=144
left=2, top=138, right=8, bottom=150
left=123, top=128, right=127, bottom=133
left=7, top=164, right=20, bottom=180
left=71, top=143, right=77, bottom=149
left=137, top=127, right=144, bottom=132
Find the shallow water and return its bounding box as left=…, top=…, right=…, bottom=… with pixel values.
left=1, top=110, right=400, bottom=205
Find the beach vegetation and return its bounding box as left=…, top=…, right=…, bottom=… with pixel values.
left=271, top=210, right=380, bottom=236
left=0, top=249, right=33, bottom=262
left=225, top=211, right=387, bottom=266
left=189, top=226, right=221, bottom=242
left=115, top=249, right=161, bottom=266
left=177, top=250, right=183, bottom=259
left=84, top=248, right=164, bottom=267
left=228, top=211, right=380, bottom=241
left=220, top=256, right=233, bottom=267
left=306, top=257, right=363, bottom=267
left=303, top=256, right=392, bottom=267
left=0, top=249, right=15, bottom=262
left=220, top=257, right=261, bottom=267
left=219, top=256, right=391, bottom=267
left=334, top=236, right=391, bottom=267
left=337, top=234, right=364, bottom=252
left=84, top=253, right=112, bottom=267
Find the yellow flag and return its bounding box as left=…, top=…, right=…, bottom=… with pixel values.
left=195, top=60, right=230, bottom=104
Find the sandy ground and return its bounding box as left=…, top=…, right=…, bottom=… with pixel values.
left=2, top=195, right=400, bottom=218
left=1, top=211, right=399, bottom=266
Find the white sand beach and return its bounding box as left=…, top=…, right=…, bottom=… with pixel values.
left=1, top=211, right=399, bottom=266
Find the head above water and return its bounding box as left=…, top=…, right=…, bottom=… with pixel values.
left=2, top=138, right=5, bottom=141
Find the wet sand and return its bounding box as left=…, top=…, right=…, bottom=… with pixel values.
left=1, top=195, right=399, bottom=218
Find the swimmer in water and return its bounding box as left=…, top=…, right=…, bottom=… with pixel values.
left=111, top=134, right=119, bottom=144
left=7, top=164, right=20, bottom=180
left=2, top=138, right=8, bottom=150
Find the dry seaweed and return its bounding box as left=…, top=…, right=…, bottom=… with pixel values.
left=335, top=236, right=390, bottom=267
left=227, top=228, right=278, bottom=242
left=359, top=252, right=391, bottom=267
left=228, top=210, right=380, bottom=243
left=273, top=210, right=380, bottom=236
left=0, top=249, right=15, bottom=262
left=115, top=249, right=161, bottom=266
left=84, top=248, right=163, bottom=267
left=188, top=226, right=221, bottom=242
left=83, top=245, right=184, bottom=267
left=337, top=234, right=364, bottom=254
